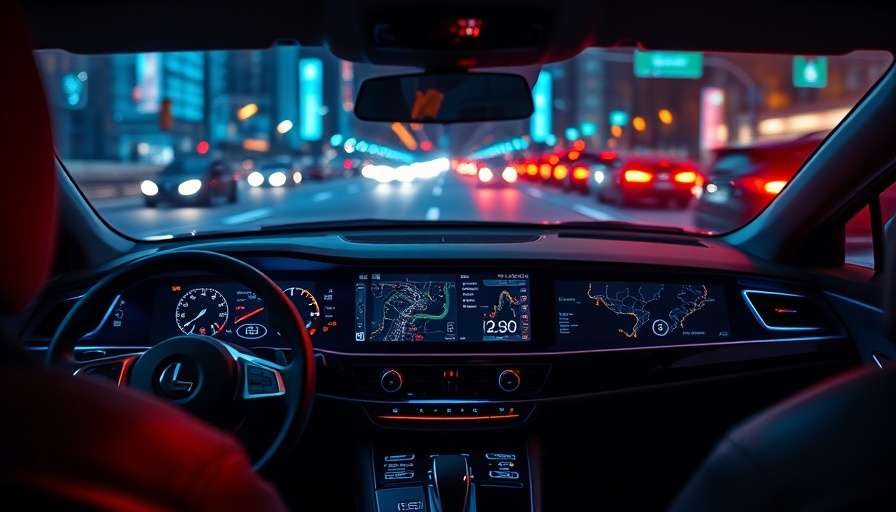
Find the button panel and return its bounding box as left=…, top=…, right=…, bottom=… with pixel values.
left=245, top=364, right=281, bottom=396
left=373, top=443, right=532, bottom=511
left=366, top=403, right=533, bottom=428
left=375, top=447, right=528, bottom=488
left=381, top=453, right=422, bottom=484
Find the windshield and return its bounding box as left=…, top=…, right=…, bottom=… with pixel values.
left=36, top=48, right=891, bottom=239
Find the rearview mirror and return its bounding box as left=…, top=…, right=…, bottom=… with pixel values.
left=354, top=72, right=534, bottom=124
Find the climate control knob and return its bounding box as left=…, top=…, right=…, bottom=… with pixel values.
left=498, top=369, right=521, bottom=393
left=380, top=369, right=404, bottom=393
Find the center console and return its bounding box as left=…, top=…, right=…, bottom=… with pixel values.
left=362, top=436, right=538, bottom=512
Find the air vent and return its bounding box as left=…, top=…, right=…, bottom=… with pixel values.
left=352, top=366, right=441, bottom=397
left=341, top=234, right=541, bottom=244
left=351, top=364, right=550, bottom=398
left=558, top=232, right=707, bottom=247
left=463, top=365, right=550, bottom=395
left=742, top=291, right=830, bottom=331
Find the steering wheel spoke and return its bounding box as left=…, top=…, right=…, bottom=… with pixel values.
left=232, top=351, right=287, bottom=400
left=72, top=353, right=141, bottom=386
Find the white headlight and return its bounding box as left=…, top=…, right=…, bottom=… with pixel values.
left=268, top=171, right=287, bottom=187
left=594, top=170, right=605, bottom=184
left=141, top=180, right=159, bottom=196
left=478, top=167, right=493, bottom=182
left=293, top=171, right=303, bottom=184
left=247, top=171, right=264, bottom=187
left=502, top=167, right=518, bottom=183
left=177, top=179, right=202, bottom=195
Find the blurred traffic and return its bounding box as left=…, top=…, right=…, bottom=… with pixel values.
left=38, top=47, right=891, bottom=246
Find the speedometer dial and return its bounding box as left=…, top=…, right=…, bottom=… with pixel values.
left=283, top=287, right=320, bottom=335
left=175, top=287, right=228, bottom=336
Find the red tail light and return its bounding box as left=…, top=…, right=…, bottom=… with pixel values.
left=623, top=169, right=653, bottom=183
left=553, top=165, right=569, bottom=180
left=572, top=166, right=589, bottom=181
left=673, top=170, right=697, bottom=184
left=763, top=180, right=787, bottom=194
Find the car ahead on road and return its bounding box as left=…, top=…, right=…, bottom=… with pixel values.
left=474, top=158, right=519, bottom=187
left=594, top=152, right=702, bottom=208
left=141, top=158, right=238, bottom=207
left=694, top=133, right=825, bottom=232
left=553, top=149, right=617, bottom=195
left=247, top=159, right=303, bottom=188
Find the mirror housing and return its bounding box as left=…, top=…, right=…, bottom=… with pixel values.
left=354, top=72, right=534, bottom=123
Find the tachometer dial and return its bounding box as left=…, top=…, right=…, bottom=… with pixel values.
left=283, top=287, right=320, bottom=335
left=175, top=287, right=228, bottom=336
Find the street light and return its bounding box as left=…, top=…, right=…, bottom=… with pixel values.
left=276, top=120, right=294, bottom=134
left=658, top=109, right=674, bottom=125
left=237, top=103, right=258, bottom=121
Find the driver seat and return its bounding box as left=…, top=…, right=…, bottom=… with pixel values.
left=0, top=3, right=287, bottom=510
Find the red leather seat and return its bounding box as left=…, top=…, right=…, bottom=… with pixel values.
left=0, top=3, right=288, bottom=509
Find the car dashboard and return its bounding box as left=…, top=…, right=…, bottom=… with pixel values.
left=19, top=228, right=859, bottom=510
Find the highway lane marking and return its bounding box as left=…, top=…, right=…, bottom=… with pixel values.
left=523, top=186, right=544, bottom=199
left=312, top=191, right=335, bottom=202
left=571, top=203, right=615, bottom=221
left=222, top=207, right=274, bottom=225
left=425, top=207, right=440, bottom=221
left=433, top=186, right=443, bottom=197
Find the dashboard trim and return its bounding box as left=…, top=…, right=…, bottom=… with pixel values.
left=824, top=291, right=884, bottom=314
left=313, top=335, right=848, bottom=358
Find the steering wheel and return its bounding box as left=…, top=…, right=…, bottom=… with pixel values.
left=47, top=250, right=315, bottom=472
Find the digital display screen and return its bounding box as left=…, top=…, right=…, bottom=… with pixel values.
left=354, top=273, right=530, bottom=342
left=555, top=282, right=730, bottom=347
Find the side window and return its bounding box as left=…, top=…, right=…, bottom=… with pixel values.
left=846, top=181, right=896, bottom=269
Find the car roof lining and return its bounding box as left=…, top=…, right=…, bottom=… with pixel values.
left=20, top=1, right=896, bottom=62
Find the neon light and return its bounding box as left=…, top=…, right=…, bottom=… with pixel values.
left=530, top=71, right=553, bottom=142
left=299, top=58, right=323, bottom=141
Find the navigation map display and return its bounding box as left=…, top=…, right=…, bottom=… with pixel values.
left=355, top=273, right=530, bottom=342
left=556, top=282, right=729, bottom=347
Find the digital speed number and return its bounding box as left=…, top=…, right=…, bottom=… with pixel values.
left=484, top=319, right=519, bottom=335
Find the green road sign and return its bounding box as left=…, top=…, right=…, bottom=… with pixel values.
left=793, top=56, right=828, bottom=88
left=634, top=50, right=703, bottom=79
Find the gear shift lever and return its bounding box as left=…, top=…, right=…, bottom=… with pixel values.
left=431, top=454, right=473, bottom=512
